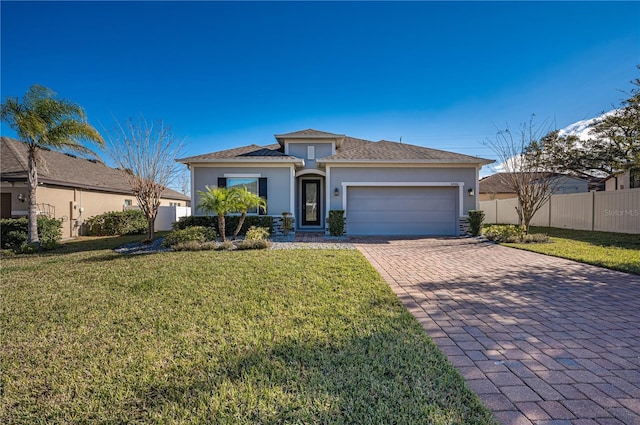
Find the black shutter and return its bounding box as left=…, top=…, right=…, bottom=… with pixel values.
left=217, top=177, right=227, bottom=188
left=258, top=178, right=267, bottom=215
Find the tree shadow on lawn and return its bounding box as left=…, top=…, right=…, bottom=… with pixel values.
left=407, top=262, right=640, bottom=359
left=124, top=329, right=495, bottom=424
left=57, top=233, right=170, bottom=255
left=529, top=226, right=640, bottom=250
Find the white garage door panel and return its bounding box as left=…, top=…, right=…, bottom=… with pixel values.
left=347, top=186, right=457, bottom=236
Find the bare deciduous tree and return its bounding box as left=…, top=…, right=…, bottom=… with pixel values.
left=106, top=118, right=184, bottom=241
left=486, top=118, right=564, bottom=234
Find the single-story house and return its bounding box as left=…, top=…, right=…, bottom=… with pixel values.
left=1, top=136, right=190, bottom=238
left=178, top=129, right=493, bottom=236
left=479, top=172, right=590, bottom=201
left=604, top=168, right=640, bottom=191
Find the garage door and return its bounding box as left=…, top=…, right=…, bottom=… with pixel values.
left=346, top=186, right=457, bottom=236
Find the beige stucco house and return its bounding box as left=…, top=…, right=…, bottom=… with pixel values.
left=178, top=129, right=494, bottom=236
left=1, top=137, right=190, bottom=238
left=604, top=169, right=640, bottom=191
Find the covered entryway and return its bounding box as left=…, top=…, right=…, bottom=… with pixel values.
left=346, top=186, right=458, bottom=235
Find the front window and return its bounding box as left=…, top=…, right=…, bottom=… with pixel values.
left=631, top=168, right=640, bottom=189
left=227, top=177, right=259, bottom=214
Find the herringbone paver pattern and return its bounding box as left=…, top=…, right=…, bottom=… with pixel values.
left=355, top=237, right=640, bottom=425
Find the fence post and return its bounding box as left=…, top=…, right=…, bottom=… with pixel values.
left=591, top=190, right=595, bottom=231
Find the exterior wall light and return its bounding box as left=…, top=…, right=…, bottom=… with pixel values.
left=17, top=193, right=25, bottom=202
left=467, top=188, right=474, bottom=196
left=334, top=187, right=340, bottom=197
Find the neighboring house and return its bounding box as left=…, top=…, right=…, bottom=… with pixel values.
left=479, top=172, right=590, bottom=201
left=1, top=136, right=190, bottom=238
left=178, top=129, right=493, bottom=236
left=604, top=168, right=640, bottom=191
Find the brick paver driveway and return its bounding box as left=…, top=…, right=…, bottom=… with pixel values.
left=355, top=237, right=640, bottom=425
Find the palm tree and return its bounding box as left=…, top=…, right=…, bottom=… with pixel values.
left=231, top=187, right=267, bottom=239
left=196, top=186, right=236, bottom=242
left=1, top=85, right=103, bottom=245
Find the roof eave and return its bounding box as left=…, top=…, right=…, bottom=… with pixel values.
left=318, top=158, right=495, bottom=165
left=275, top=134, right=346, bottom=148
left=178, top=157, right=305, bottom=166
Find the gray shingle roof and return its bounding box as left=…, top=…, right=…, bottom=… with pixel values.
left=479, top=173, right=515, bottom=193
left=320, top=140, right=493, bottom=164
left=1, top=137, right=189, bottom=200
left=275, top=129, right=345, bottom=139
left=177, top=144, right=302, bottom=163
left=178, top=130, right=494, bottom=165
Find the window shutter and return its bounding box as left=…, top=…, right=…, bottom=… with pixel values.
left=259, top=178, right=267, bottom=215
left=217, top=177, right=227, bottom=188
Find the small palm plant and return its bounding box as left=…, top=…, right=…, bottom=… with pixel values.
left=196, top=186, right=236, bottom=242
left=231, top=187, right=267, bottom=239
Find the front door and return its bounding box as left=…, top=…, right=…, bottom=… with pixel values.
left=301, top=180, right=321, bottom=226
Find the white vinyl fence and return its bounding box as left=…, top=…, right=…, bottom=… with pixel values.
left=480, top=189, right=640, bottom=234
left=154, top=206, right=191, bottom=231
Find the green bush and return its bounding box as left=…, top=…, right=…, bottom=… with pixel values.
left=172, top=215, right=215, bottom=230
left=85, top=210, right=147, bottom=236
left=483, top=224, right=525, bottom=243
left=217, top=241, right=235, bottom=251
left=328, top=210, right=345, bottom=236
left=521, top=233, right=550, bottom=243
left=245, top=226, right=270, bottom=241
left=173, top=215, right=273, bottom=236
left=235, top=239, right=271, bottom=250
left=0, top=216, right=62, bottom=250
left=467, top=210, right=485, bottom=237
left=162, top=226, right=218, bottom=247
left=172, top=241, right=218, bottom=251
left=281, top=212, right=293, bottom=234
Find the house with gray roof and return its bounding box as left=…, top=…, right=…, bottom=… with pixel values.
left=178, top=129, right=493, bottom=236
left=1, top=136, right=190, bottom=238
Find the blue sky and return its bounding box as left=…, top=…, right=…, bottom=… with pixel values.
left=1, top=1, right=639, bottom=176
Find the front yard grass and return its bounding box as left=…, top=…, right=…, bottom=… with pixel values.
left=504, top=226, right=640, bottom=275
left=1, top=236, right=495, bottom=424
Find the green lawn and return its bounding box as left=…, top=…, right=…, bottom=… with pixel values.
left=1, top=236, right=495, bottom=424
left=504, top=226, right=640, bottom=275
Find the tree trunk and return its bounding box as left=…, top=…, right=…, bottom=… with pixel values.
left=27, top=148, right=40, bottom=245
left=233, top=212, right=247, bottom=239
left=147, top=217, right=155, bottom=241
left=218, top=214, right=226, bottom=242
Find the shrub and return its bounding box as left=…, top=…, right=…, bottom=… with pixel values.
left=172, top=240, right=218, bottom=251
left=483, top=224, right=525, bottom=243
left=235, top=239, right=271, bottom=250
left=85, top=210, right=147, bottom=236
left=245, top=226, right=270, bottom=241
left=281, top=212, right=293, bottom=234
left=0, top=216, right=62, bottom=250
left=217, top=241, right=235, bottom=251
left=328, top=210, right=345, bottom=236
left=0, top=249, right=16, bottom=257
left=172, top=215, right=215, bottom=230
left=173, top=215, right=273, bottom=236
left=467, top=210, right=485, bottom=237
left=162, top=226, right=217, bottom=247
left=521, top=233, right=550, bottom=243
